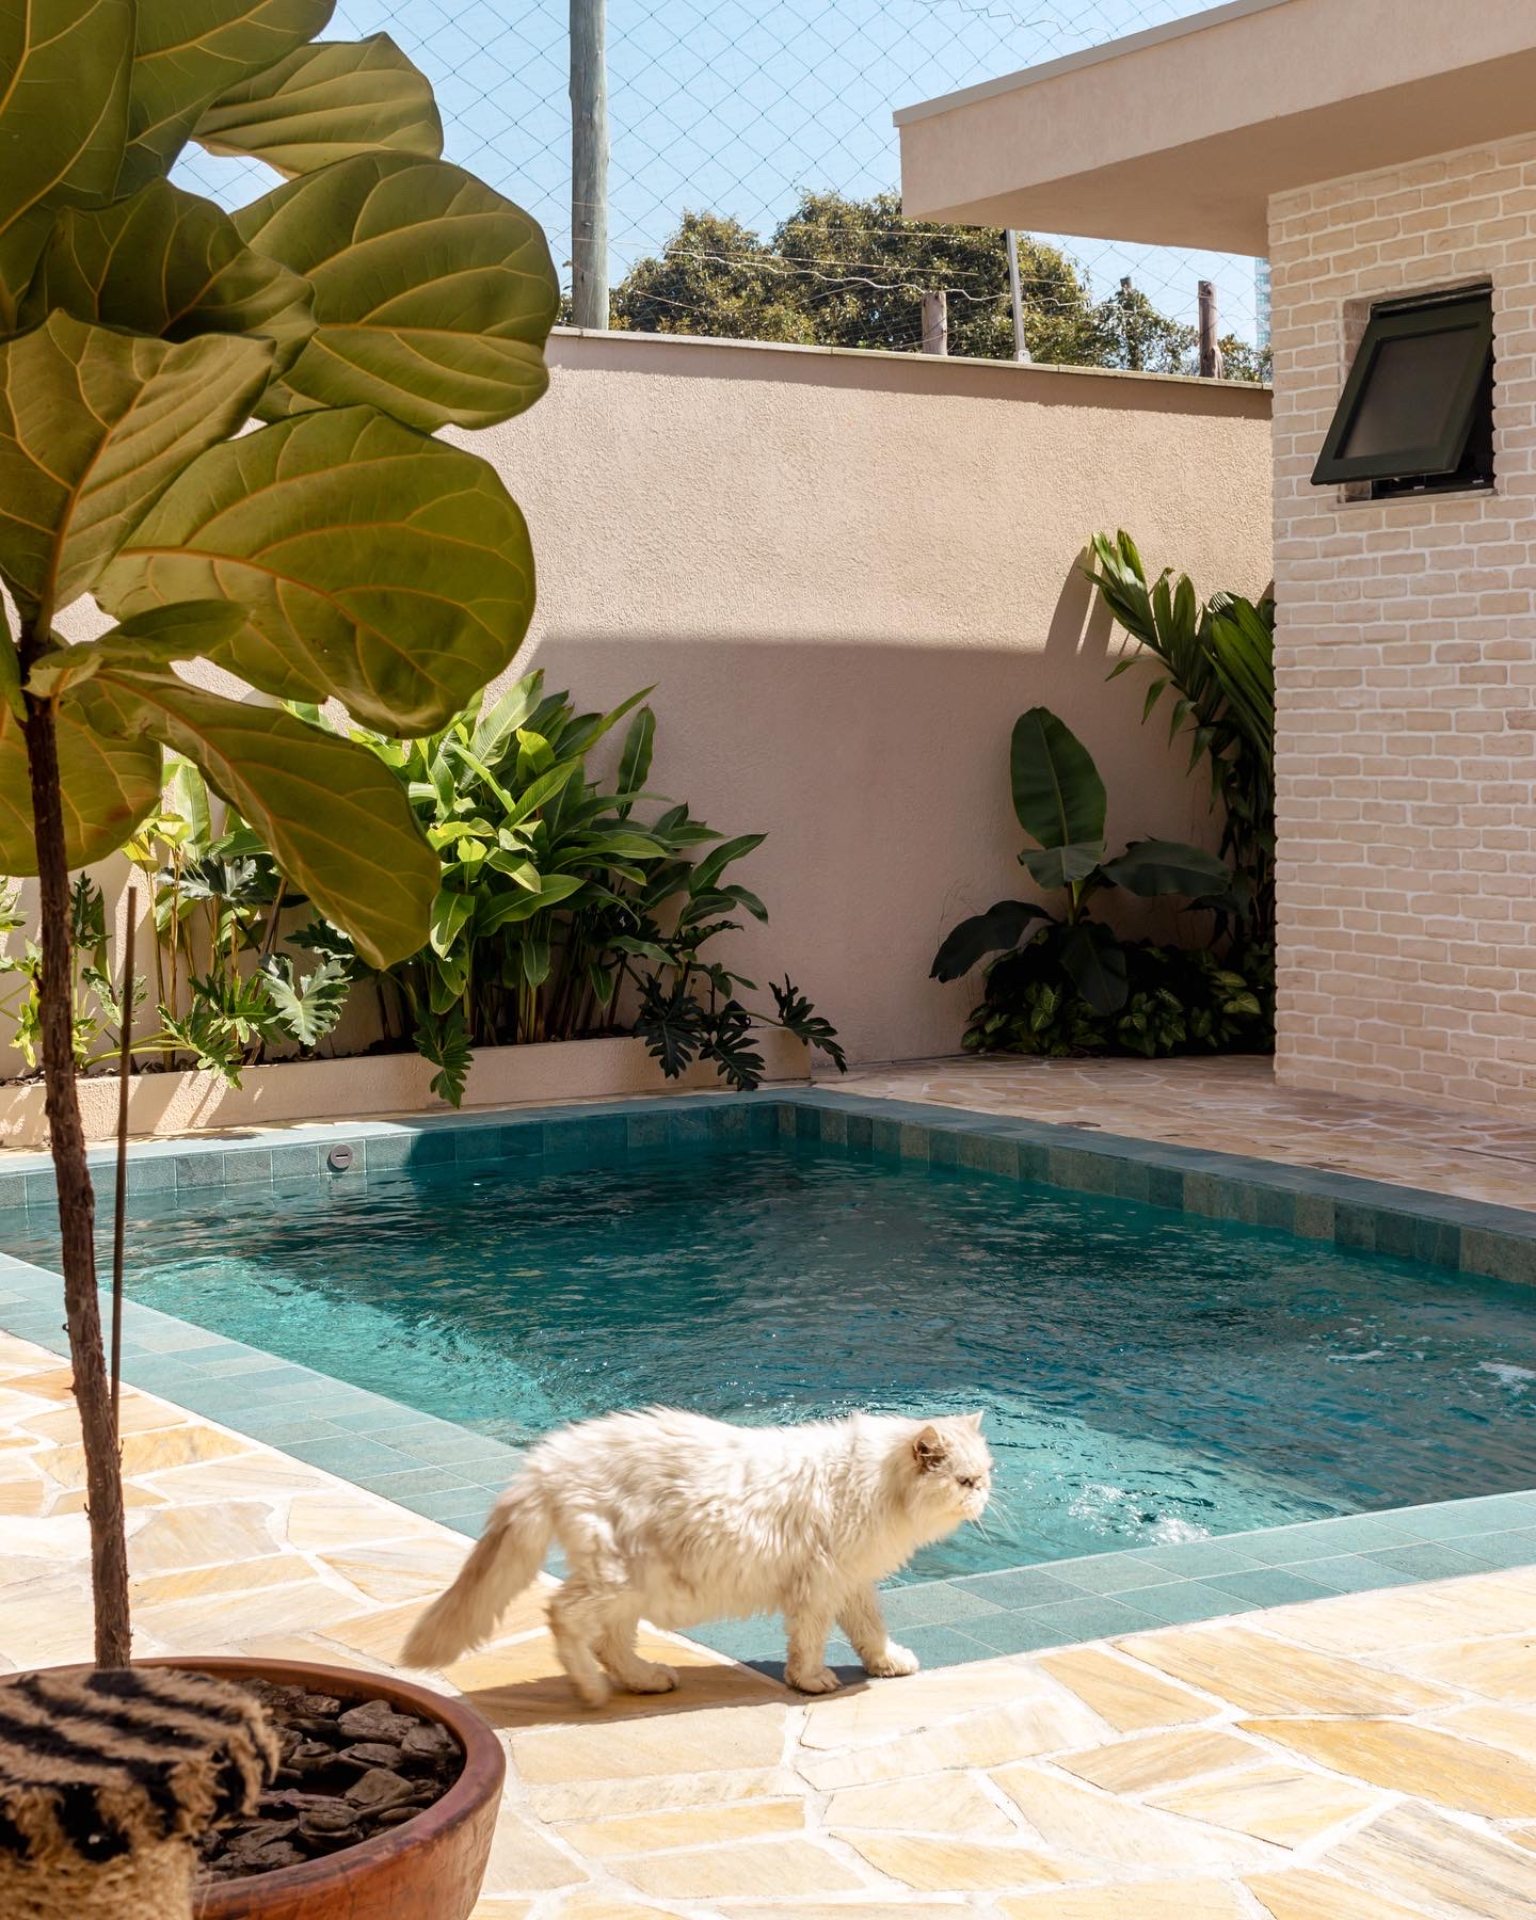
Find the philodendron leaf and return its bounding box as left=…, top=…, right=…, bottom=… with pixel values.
left=1058, top=920, right=1130, bottom=1016
left=21, top=180, right=315, bottom=370
left=1020, top=842, right=1107, bottom=892
left=195, top=34, right=442, bottom=175
left=1010, top=707, right=1107, bottom=851
left=1099, top=838, right=1236, bottom=899
left=117, top=0, right=335, bottom=194
left=931, top=901, right=1053, bottom=982
left=90, top=669, right=436, bottom=967
left=0, top=311, right=272, bottom=612
left=0, top=678, right=162, bottom=871
left=0, top=0, right=134, bottom=324
left=235, top=154, right=558, bottom=431
left=99, top=407, right=535, bottom=734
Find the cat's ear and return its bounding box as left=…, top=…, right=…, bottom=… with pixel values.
left=913, top=1425, right=947, bottom=1470
left=964, top=1411, right=985, bottom=1431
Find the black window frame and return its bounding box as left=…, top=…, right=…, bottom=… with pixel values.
left=1311, top=286, right=1494, bottom=492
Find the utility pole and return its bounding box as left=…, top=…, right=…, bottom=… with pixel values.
left=569, top=0, right=609, bottom=329
left=921, top=289, right=949, bottom=356
left=1198, top=278, right=1223, bottom=379
left=1005, top=230, right=1032, bottom=362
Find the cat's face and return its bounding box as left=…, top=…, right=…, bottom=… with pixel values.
left=910, top=1413, right=992, bottom=1526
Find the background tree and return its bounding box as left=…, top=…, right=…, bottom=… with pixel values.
left=613, top=191, right=1270, bottom=379
left=0, top=0, right=557, bottom=1665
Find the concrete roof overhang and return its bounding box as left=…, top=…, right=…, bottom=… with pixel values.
left=896, top=0, right=1536, bottom=252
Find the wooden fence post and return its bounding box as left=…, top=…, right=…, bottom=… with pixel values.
left=1198, top=279, right=1223, bottom=379
left=1006, top=231, right=1032, bottom=362
left=921, top=289, right=949, bottom=356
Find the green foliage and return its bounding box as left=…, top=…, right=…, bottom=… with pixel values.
left=932, top=706, right=1268, bottom=1058
left=0, top=873, right=132, bottom=1070
left=933, top=707, right=1236, bottom=1017
left=121, top=759, right=358, bottom=1085
left=611, top=193, right=1271, bottom=378
left=0, top=0, right=559, bottom=968
left=334, top=675, right=845, bottom=1104
left=963, top=938, right=1273, bottom=1060
left=1084, top=531, right=1276, bottom=944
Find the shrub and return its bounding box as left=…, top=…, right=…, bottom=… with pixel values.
left=932, top=705, right=1272, bottom=1060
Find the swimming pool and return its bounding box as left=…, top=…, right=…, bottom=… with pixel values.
left=6, top=1105, right=1534, bottom=1587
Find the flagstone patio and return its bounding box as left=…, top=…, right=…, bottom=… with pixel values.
left=3, top=1327, right=1534, bottom=1918
left=839, top=1055, right=1536, bottom=1215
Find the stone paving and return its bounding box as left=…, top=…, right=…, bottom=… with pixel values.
left=838, top=1055, right=1536, bottom=1215
left=3, top=1328, right=1534, bottom=1918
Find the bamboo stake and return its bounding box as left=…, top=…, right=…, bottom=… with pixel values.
left=110, top=891, right=136, bottom=1439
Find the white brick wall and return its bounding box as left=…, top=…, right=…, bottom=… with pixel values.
left=1270, top=135, right=1536, bottom=1115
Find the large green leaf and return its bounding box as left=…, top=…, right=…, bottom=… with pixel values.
left=20, top=180, right=314, bottom=369
left=99, top=406, right=535, bottom=734
left=0, top=311, right=272, bottom=613
left=235, top=154, right=558, bottom=431
left=1010, top=707, right=1106, bottom=851
left=118, top=0, right=334, bottom=193
left=1207, top=596, right=1275, bottom=768
left=0, top=678, right=162, bottom=871
left=195, top=34, right=441, bottom=176
left=1020, top=842, right=1107, bottom=892
left=26, top=599, right=251, bottom=696
left=90, top=668, right=435, bottom=966
left=931, top=900, right=1053, bottom=982
left=0, top=0, right=134, bottom=324
left=1099, top=838, right=1235, bottom=900
left=1059, top=920, right=1129, bottom=1016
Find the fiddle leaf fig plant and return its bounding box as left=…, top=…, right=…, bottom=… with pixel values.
left=932, top=707, right=1238, bottom=1015
left=0, top=0, right=558, bottom=1665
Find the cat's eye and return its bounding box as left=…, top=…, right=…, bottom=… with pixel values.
left=957, top=1475, right=978, bottom=1489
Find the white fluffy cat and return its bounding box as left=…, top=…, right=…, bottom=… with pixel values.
left=403, top=1407, right=992, bottom=1704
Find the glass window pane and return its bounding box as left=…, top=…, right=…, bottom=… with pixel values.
left=1341, top=326, right=1487, bottom=461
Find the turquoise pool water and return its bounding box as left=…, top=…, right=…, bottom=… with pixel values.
left=9, top=1137, right=1536, bottom=1580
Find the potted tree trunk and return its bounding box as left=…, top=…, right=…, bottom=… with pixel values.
left=0, top=3, right=557, bottom=1908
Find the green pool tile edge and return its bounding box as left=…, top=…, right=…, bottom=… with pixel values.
left=4, top=1084, right=1536, bottom=1676
left=3, top=1084, right=1536, bottom=1289
left=0, top=1251, right=522, bottom=1543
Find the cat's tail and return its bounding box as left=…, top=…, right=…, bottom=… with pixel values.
left=402, top=1474, right=553, bottom=1669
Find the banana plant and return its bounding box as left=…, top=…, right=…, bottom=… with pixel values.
left=0, top=0, right=557, bottom=1663
left=932, top=707, right=1237, bottom=1015
left=1084, top=530, right=1275, bottom=943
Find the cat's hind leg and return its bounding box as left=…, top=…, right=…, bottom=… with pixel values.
left=594, top=1592, right=679, bottom=1695
left=784, top=1601, right=840, bottom=1694
left=838, top=1585, right=919, bottom=1679
left=547, top=1579, right=614, bottom=1708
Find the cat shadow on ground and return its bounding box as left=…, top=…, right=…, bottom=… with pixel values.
left=451, top=1638, right=867, bottom=1733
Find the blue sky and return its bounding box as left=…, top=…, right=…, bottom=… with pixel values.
left=181, top=0, right=1260, bottom=342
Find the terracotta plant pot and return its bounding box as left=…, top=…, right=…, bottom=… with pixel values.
left=156, top=1657, right=504, bottom=1920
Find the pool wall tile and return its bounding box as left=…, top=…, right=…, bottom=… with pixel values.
left=271, top=1143, right=326, bottom=1181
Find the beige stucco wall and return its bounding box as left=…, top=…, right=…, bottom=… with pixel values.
left=45, top=332, right=1270, bottom=1076
left=459, top=332, right=1272, bottom=1065
left=1270, top=134, right=1536, bottom=1115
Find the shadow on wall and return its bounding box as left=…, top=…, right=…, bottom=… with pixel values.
left=526, top=570, right=1224, bottom=1067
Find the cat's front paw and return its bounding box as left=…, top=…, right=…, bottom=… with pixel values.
left=865, top=1641, right=920, bottom=1679
left=786, top=1665, right=842, bottom=1695
left=624, top=1661, right=679, bottom=1695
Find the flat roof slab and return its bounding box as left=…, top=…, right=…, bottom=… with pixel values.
left=897, top=0, right=1536, bottom=252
